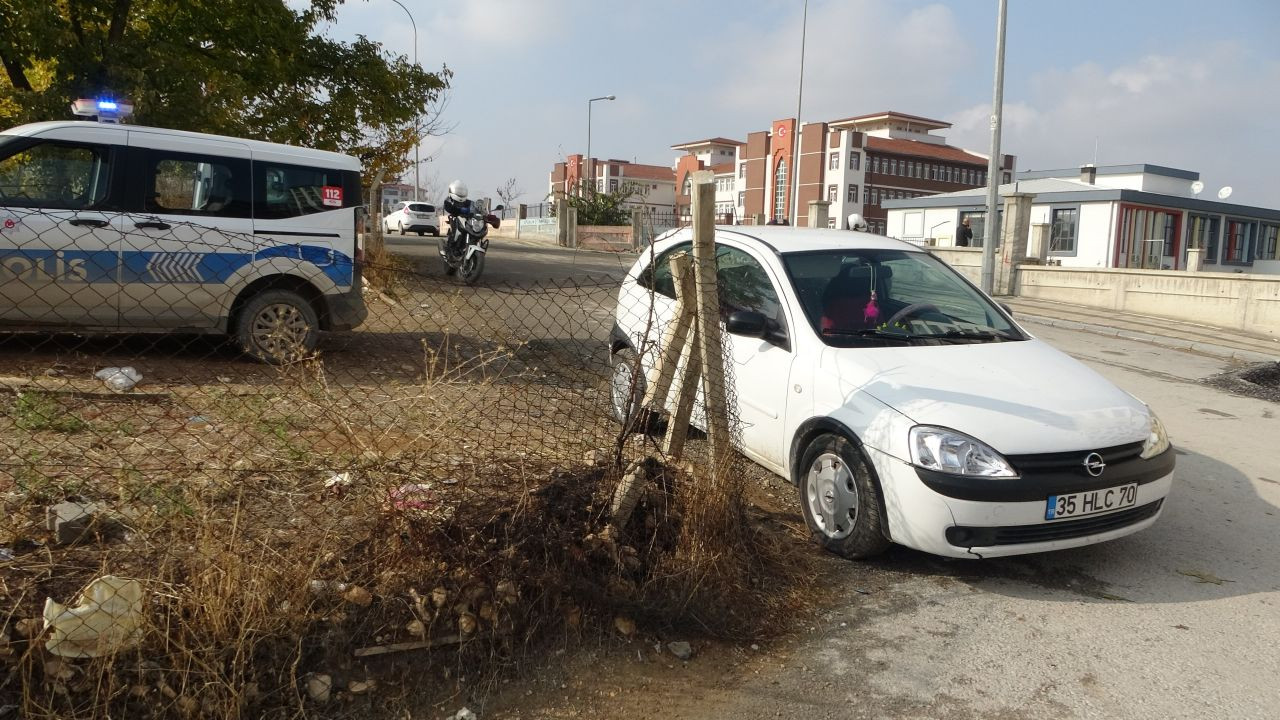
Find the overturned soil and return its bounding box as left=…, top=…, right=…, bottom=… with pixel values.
left=1204, top=361, right=1280, bottom=403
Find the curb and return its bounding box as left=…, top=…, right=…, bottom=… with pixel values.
left=1016, top=313, right=1280, bottom=365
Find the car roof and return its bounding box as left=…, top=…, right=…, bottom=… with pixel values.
left=2, top=121, right=361, bottom=171
left=654, top=225, right=927, bottom=254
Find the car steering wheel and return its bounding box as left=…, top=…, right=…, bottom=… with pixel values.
left=885, top=302, right=941, bottom=328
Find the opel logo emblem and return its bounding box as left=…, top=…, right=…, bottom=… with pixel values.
left=1083, top=452, right=1106, bottom=477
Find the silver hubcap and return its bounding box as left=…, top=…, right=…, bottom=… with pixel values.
left=251, top=303, right=311, bottom=359
left=611, top=358, right=634, bottom=417
left=806, top=452, right=858, bottom=539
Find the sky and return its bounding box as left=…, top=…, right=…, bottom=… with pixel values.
left=318, top=0, right=1280, bottom=208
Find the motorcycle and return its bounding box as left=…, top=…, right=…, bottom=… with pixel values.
left=439, top=200, right=503, bottom=285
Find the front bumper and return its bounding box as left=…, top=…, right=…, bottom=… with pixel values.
left=869, top=446, right=1175, bottom=559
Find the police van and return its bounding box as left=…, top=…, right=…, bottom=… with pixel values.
left=0, top=120, right=367, bottom=362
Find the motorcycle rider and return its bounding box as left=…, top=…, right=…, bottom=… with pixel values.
left=442, top=179, right=473, bottom=250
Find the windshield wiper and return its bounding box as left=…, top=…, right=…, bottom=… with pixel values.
left=821, top=328, right=914, bottom=343
left=911, top=328, right=1018, bottom=342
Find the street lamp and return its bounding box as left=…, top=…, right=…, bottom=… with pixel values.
left=389, top=0, right=421, bottom=201
left=586, top=95, right=616, bottom=194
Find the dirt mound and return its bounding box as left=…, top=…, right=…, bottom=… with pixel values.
left=1204, top=362, right=1280, bottom=403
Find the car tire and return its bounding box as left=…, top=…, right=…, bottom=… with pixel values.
left=417, top=231, right=425, bottom=237
left=234, top=289, right=321, bottom=364
left=797, top=434, right=890, bottom=559
left=609, top=346, right=662, bottom=434
left=399, top=222, right=406, bottom=236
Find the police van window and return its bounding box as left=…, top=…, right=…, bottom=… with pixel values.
left=144, top=152, right=250, bottom=217
left=257, top=163, right=349, bottom=219
left=0, top=142, right=109, bottom=210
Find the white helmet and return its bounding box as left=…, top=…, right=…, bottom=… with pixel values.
left=448, top=180, right=468, bottom=202
left=847, top=213, right=868, bottom=231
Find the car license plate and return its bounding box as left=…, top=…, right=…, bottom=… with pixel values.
left=1045, top=484, right=1137, bottom=521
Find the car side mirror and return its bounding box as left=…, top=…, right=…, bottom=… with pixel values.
left=726, top=310, right=767, bottom=338
left=493, top=204, right=505, bottom=213
left=999, top=302, right=1014, bottom=317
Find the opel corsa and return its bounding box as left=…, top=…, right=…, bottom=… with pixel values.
left=610, top=227, right=1174, bottom=559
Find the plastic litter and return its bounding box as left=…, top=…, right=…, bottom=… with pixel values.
left=94, top=367, right=142, bottom=392
left=42, top=575, right=144, bottom=658
left=0, top=548, right=13, bottom=562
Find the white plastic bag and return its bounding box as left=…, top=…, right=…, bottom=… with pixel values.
left=95, top=367, right=142, bottom=392
left=43, top=575, right=144, bottom=658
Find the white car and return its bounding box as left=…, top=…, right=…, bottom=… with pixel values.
left=610, top=227, right=1174, bottom=560
left=384, top=200, right=439, bottom=236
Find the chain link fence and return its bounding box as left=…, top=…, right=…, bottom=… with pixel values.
left=0, top=211, right=807, bottom=718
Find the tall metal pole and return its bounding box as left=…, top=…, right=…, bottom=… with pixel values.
left=389, top=0, right=420, bottom=201
left=586, top=95, right=615, bottom=197
left=789, top=0, right=809, bottom=226
left=980, top=0, right=1008, bottom=293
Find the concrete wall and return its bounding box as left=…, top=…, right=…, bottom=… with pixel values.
left=929, top=247, right=984, bottom=284
left=1017, top=266, right=1280, bottom=337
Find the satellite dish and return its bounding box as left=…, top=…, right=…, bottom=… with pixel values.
left=1217, top=186, right=1233, bottom=200
left=1190, top=181, right=1204, bottom=195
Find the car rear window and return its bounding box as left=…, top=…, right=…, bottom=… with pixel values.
left=408, top=203, right=434, bottom=213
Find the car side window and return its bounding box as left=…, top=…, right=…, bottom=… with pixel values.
left=637, top=242, right=692, bottom=298
left=0, top=141, right=110, bottom=210
left=257, top=162, right=351, bottom=219
left=144, top=151, right=250, bottom=218
left=715, top=245, right=784, bottom=325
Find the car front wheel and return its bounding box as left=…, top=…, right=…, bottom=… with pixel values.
left=797, top=434, right=890, bottom=559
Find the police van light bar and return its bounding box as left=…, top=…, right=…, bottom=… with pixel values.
left=70, top=98, right=134, bottom=123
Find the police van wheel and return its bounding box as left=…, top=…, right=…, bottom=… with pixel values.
left=235, top=290, right=320, bottom=364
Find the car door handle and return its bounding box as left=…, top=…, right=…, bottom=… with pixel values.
left=67, top=217, right=109, bottom=228
left=134, top=220, right=171, bottom=230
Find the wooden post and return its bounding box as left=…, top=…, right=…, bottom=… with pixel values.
left=642, top=252, right=694, bottom=410
left=662, top=323, right=701, bottom=457
left=689, top=170, right=732, bottom=477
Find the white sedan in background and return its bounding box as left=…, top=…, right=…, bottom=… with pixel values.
left=383, top=201, right=439, bottom=236
left=609, top=226, right=1174, bottom=560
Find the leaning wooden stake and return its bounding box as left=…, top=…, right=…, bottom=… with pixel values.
left=642, top=252, right=695, bottom=411
left=662, top=266, right=702, bottom=457
left=688, top=170, right=732, bottom=482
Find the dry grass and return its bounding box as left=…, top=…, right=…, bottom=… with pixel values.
left=0, top=267, right=816, bottom=719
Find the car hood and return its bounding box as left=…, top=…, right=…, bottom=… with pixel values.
left=830, top=338, right=1150, bottom=455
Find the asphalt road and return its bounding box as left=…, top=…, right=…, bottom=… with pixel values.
left=383, top=234, right=636, bottom=286
left=486, top=320, right=1280, bottom=720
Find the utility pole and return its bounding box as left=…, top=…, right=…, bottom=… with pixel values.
left=980, top=0, right=1008, bottom=294
left=586, top=95, right=616, bottom=196
left=789, top=0, right=809, bottom=226
left=389, top=0, right=420, bottom=201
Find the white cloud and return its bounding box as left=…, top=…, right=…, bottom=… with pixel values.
left=947, top=44, right=1280, bottom=206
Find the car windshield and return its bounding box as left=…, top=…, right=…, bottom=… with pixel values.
left=782, top=249, right=1024, bottom=346
left=407, top=203, right=433, bottom=213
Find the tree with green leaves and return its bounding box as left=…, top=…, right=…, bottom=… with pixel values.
left=559, top=179, right=639, bottom=226
left=0, top=0, right=450, bottom=186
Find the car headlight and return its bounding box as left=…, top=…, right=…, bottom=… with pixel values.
left=1140, top=409, right=1170, bottom=459
left=909, top=426, right=1018, bottom=478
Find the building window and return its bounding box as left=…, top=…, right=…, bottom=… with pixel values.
left=1186, top=214, right=1221, bottom=264
left=1002, top=172, right=1011, bottom=183
left=1115, top=205, right=1180, bottom=269
left=1049, top=207, right=1078, bottom=254
left=889, top=158, right=898, bottom=175
left=1260, top=224, right=1279, bottom=260
left=827, top=184, right=838, bottom=202
left=944, top=166, right=953, bottom=183
left=863, top=186, right=871, bottom=203
left=848, top=184, right=858, bottom=202
left=738, top=164, right=745, bottom=179
left=829, top=152, right=839, bottom=171
left=1224, top=218, right=1258, bottom=264
left=609, top=179, right=618, bottom=192
left=912, top=162, right=921, bottom=178
left=773, top=158, right=788, bottom=222
left=849, top=151, right=860, bottom=170
left=682, top=177, right=691, bottom=196
left=738, top=190, right=745, bottom=206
